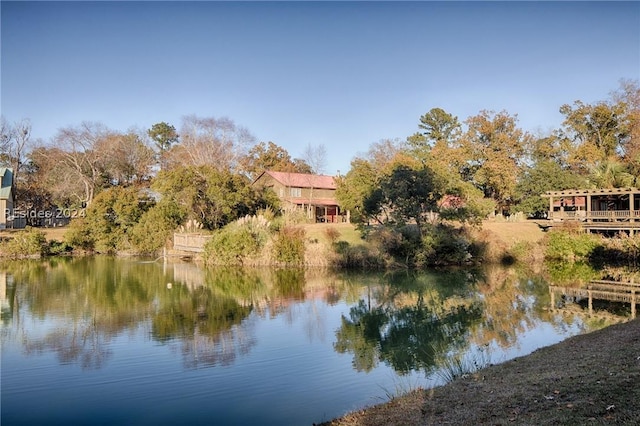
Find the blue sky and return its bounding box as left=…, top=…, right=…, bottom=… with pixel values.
left=2, top=1, right=639, bottom=175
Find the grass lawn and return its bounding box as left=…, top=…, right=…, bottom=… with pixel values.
left=302, top=222, right=364, bottom=246
left=0, top=227, right=68, bottom=242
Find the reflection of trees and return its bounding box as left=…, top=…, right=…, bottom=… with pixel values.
left=1, top=259, right=360, bottom=370
left=23, top=322, right=112, bottom=369
left=151, top=283, right=256, bottom=368
left=1, top=259, right=264, bottom=370
left=2, top=257, right=161, bottom=369
left=334, top=270, right=484, bottom=375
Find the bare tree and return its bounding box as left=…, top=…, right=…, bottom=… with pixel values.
left=52, top=122, right=113, bottom=206
left=303, top=143, right=328, bottom=175
left=101, top=128, right=155, bottom=185
left=301, top=143, right=329, bottom=220
left=168, top=115, right=254, bottom=172
left=0, top=116, right=13, bottom=158
left=0, top=117, right=33, bottom=185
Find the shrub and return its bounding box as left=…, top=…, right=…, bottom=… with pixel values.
left=204, top=214, right=272, bottom=265
left=416, top=224, right=472, bottom=267
left=272, top=226, right=306, bottom=265
left=331, top=241, right=385, bottom=269
left=47, top=240, right=73, bottom=255
left=64, top=187, right=150, bottom=253
left=368, top=227, right=420, bottom=266
left=65, top=217, right=95, bottom=251
left=545, top=229, right=601, bottom=261
left=130, top=199, right=187, bottom=254
left=0, top=228, right=47, bottom=258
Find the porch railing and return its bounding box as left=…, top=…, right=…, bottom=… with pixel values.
left=550, top=210, right=640, bottom=221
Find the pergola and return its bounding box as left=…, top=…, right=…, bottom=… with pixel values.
left=543, top=188, right=640, bottom=222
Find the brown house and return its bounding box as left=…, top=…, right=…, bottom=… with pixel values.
left=253, top=170, right=348, bottom=223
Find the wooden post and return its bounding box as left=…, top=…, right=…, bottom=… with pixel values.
left=586, top=194, right=592, bottom=222
left=588, top=290, right=593, bottom=315
left=549, top=195, right=554, bottom=220
left=630, top=193, right=635, bottom=222
left=632, top=290, right=637, bottom=319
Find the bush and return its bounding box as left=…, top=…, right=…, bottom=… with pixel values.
left=545, top=229, right=601, bottom=261
left=64, top=187, right=150, bottom=253
left=368, top=227, right=420, bottom=266
left=47, top=239, right=73, bottom=255
left=130, top=199, right=187, bottom=254
left=0, top=228, right=47, bottom=258
left=416, top=224, right=472, bottom=267
left=204, top=214, right=272, bottom=265
left=65, top=217, right=95, bottom=250
left=332, top=241, right=385, bottom=269
left=272, top=226, right=306, bottom=266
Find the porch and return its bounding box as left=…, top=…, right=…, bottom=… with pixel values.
left=543, top=188, right=640, bottom=233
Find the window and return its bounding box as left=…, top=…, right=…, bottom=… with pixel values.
left=290, top=187, right=301, bottom=197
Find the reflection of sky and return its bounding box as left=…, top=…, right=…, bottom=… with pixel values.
left=0, top=278, right=603, bottom=426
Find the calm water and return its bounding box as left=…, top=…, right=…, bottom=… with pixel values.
left=0, top=257, right=623, bottom=425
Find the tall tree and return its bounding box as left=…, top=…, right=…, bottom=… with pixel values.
left=102, top=130, right=155, bottom=185
left=611, top=79, right=640, bottom=176
left=414, top=107, right=461, bottom=149
left=0, top=117, right=33, bottom=187
left=560, top=100, right=629, bottom=172
left=50, top=121, right=113, bottom=206
left=240, top=141, right=312, bottom=180
left=152, top=165, right=277, bottom=230
left=302, top=143, right=328, bottom=175
left=168, top=115, right=254, bottom=172
left=147, top=122, right=179, bottom=170
left=461, top=110, right=530, bottom=211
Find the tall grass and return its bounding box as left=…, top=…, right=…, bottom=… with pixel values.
left=435, top=345, right=492, bottom=385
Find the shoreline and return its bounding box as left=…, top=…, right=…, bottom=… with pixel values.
left=321, top=318, right=640, bottom=425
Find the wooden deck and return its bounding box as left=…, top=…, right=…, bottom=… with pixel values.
left=549, top=280, right=640, bottom=318
left=173, top=233, right=213, bottom=253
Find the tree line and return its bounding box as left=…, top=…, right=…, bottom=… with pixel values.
left=337, top=79, right=640, bottom=226
left=1, top=79, right=638, bottom=260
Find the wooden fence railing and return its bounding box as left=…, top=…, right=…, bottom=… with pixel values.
left=173, top=233, right=213, bottom=253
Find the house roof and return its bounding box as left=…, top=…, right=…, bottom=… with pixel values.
left=543, top=188, right=640, bottom=197
left=255, top=170, right=337, bottom=190
left=0, top=168, right=13, bottom=200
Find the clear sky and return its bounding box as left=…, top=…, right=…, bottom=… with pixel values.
left=2, top=1, right=639, bottom=175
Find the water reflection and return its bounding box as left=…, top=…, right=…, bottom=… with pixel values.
left=0, top=259, right=355, bottom=371
left=1, top=258, right=633, bottom=376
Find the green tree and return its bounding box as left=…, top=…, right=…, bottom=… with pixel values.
left=65, top=186, right=152, bottom=252
left=461, top=110, right=530, bottom=211
left=588, top=159, right=634, bottom=189
left=148, top=122, right=179, bottom=170
left=335, top=158, right=382, bottom=224
left=130, top=198, right=187, bottom=253
left=152, top=165, right=277, bottom=230
left=515, top=160, right=586, bottom=216
left=372, top=164, right=443, bottom=236
left=240, top=141, right=312, bottom=180
left=411, top=107, right=462, bottom=151
left=560, top=100, right=629, bottom=172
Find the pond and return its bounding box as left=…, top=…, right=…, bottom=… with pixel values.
left=0, top=257, right=629, bottom=425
